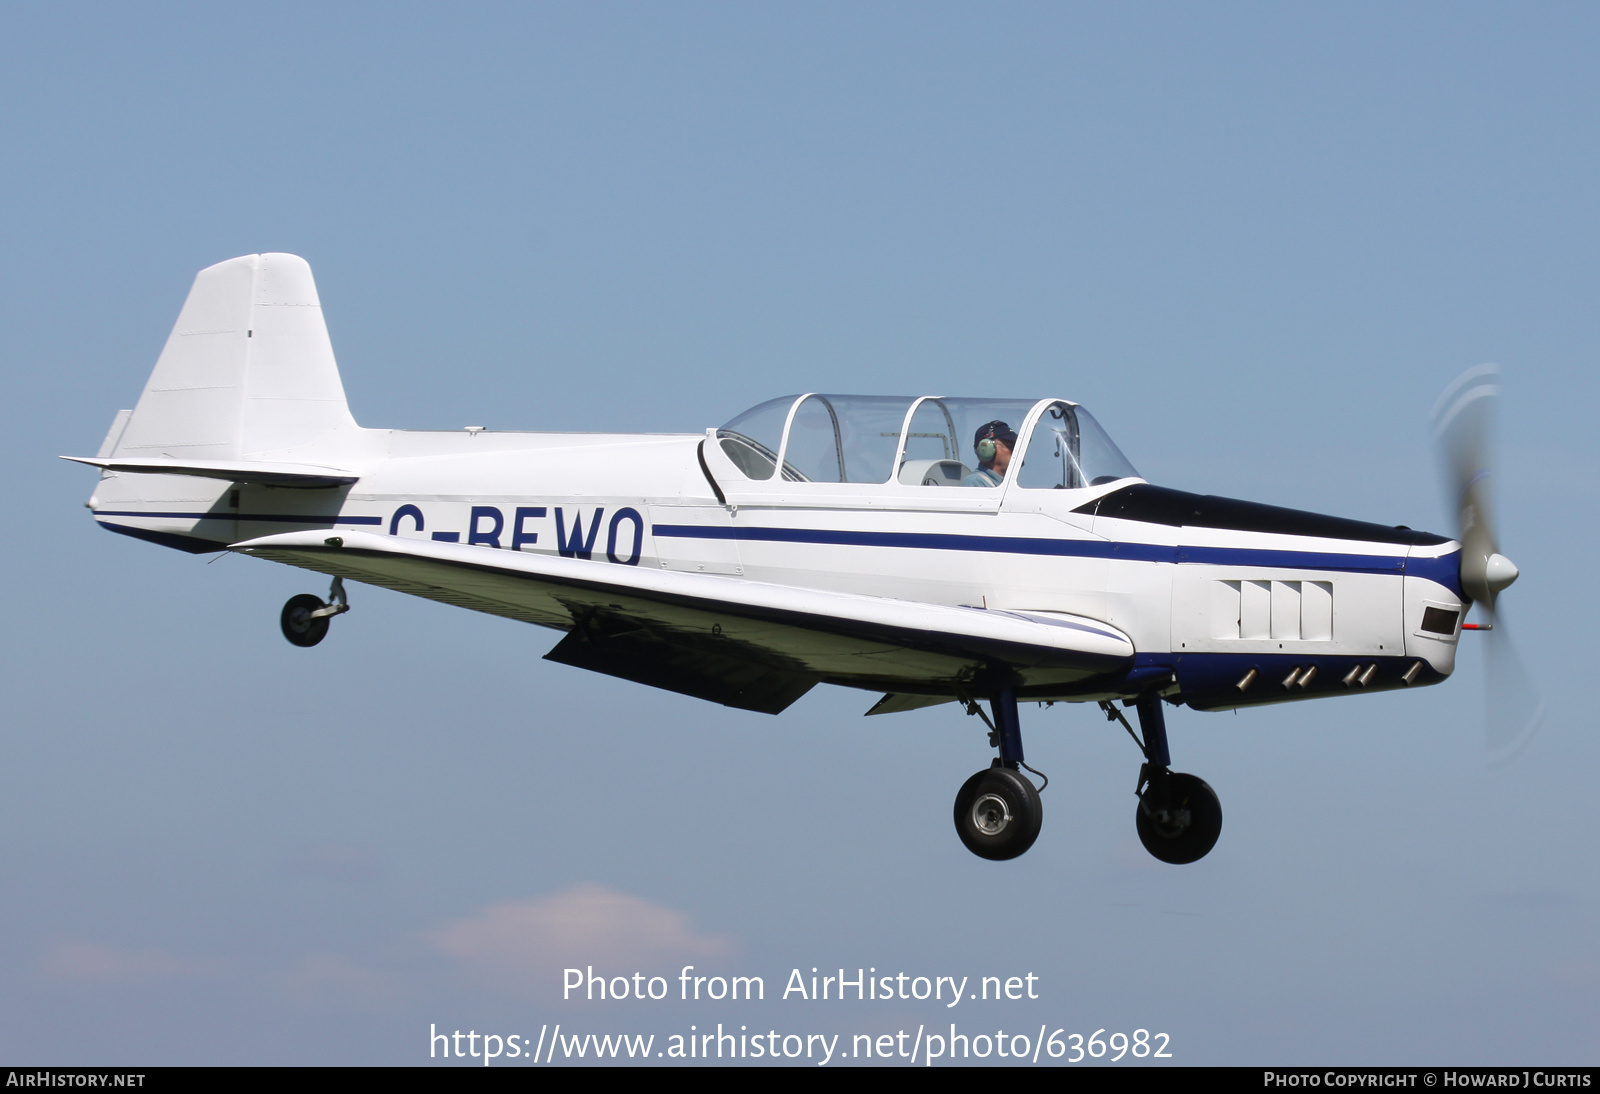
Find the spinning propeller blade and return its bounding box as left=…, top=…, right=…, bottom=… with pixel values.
left=1431, top=365, right=1543, bottom=764
left=1484, top=617, right=1543, bottom=766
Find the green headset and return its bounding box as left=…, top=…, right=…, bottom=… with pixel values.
left=974, top=421, right=1014, bottom=464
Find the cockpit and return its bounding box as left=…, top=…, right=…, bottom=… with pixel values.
left=716, top=395, right=1139, bottom=489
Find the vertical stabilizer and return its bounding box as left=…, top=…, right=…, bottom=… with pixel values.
left=112, top=254, right=360, bottom=462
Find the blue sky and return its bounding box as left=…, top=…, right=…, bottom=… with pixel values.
left=2, top=2, right=1596, bottom=1065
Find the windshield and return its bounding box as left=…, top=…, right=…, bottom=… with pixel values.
left=1016, top=402, right=1139, bottom=489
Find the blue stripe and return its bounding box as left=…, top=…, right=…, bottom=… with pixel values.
left=651, top=524, right=1409, bottom=574
left=95, top=510, right=384, bottom=526
left=1402, top=551, right=1464, bottom=598
left=999, top=610, right=1126, bottom=644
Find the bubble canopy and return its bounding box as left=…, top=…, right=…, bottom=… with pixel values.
left=717, top=394, right=1139, bottom=487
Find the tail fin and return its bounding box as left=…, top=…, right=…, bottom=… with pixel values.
left=111, top=254, right=359, bottom=462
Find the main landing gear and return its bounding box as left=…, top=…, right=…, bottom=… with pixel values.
left=948, top=680, right=1223, bottom=864
left=280, top=576, right=349, bottom=648
left=953, top=680, right=1044, bottom=861
left=1103, top=694, right=1223, bottom=865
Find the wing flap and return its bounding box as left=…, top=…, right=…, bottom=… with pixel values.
left=865, top=693, right=959, bottom=716
left=545, top=625, right=816, bottom=714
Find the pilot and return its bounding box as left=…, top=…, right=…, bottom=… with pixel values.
left=963, top=421, right=1016, bottom=487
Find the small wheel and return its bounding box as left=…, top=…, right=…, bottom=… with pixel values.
left=953, top=766, right=1043, bottom=861
left=1135, top=772, right=1222, bottom=864
left=280, top=594, right=330, bottom=648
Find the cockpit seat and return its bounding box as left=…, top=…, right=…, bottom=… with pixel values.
left=898, top=458, right=972, bottom=486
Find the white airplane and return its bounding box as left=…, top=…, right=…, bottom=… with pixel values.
left=67, top=253, right=1530, bottom=864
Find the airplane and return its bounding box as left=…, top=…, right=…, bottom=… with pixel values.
left=66, top=253, right=1531, bottom=864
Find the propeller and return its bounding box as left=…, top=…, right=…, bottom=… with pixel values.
left=1430, top=365, right=1544, bottom=765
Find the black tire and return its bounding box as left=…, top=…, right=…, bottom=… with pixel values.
left=1135, top=772, right=1222, bottom=864
left=280, top=594, right=330, bottom=648
left=953, top=766, right=1043, bottom=861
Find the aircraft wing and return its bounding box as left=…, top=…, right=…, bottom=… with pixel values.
left=232, top=528, right=1134, bottom=714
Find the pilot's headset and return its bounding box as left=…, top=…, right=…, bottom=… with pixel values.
left=974, top=421, right=1015, bottom=465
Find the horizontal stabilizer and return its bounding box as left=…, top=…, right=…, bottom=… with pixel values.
left=62, top=455, right=357, bottom=489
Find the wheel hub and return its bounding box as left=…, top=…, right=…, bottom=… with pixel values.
left=1146, top=805, right=1192, bottom=839
left=1134, top=772, right=1221, bottom=864
left=971, top=793, right=1012, bottom=835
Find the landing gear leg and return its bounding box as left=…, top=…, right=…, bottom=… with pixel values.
left=1114, top=693, right=1222, bottom=865
left=279, top=576, right=350, bottom=648
left=953, top=679, right=1043, bottom=861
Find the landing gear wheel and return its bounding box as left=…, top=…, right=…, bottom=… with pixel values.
left=280, top=594, right=330, bottom=648
left=954, top=766, right=1043, bottom=861
left=1135, top=772, right=1222, bottom=864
